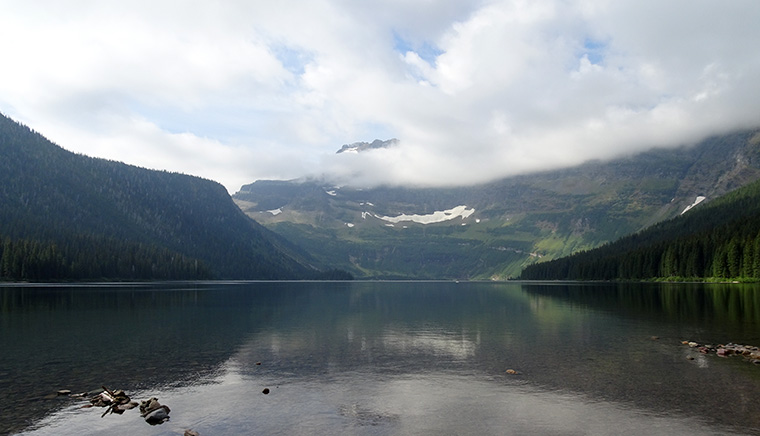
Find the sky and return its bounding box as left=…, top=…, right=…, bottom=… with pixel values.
left=1, top=0, right=759, bottom=193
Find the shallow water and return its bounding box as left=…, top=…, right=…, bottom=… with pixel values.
left=2, top=281, right=760, bottom=435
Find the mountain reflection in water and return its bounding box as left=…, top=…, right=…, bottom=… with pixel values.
left=2, top=281, right=760, bottom=435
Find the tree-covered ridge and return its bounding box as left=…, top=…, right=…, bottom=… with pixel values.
left=520, top=179, right=760, bottom=281
left=0, top=112, right=330, bottom=280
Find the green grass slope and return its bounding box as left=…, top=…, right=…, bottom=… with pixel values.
left=520, top=178, right=760, bottom=281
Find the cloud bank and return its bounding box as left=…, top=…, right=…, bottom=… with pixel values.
left=1, top=0, right=759, bottom=192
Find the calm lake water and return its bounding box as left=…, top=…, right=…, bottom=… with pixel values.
left=2, top=281, right=760, bottom=435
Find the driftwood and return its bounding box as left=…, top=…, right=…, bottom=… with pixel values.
left=84, top=386, right=137, bottom=417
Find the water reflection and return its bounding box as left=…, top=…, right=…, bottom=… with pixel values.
left=381, top=328, right=477, bottom=360
left=4, top=281, right=760, bottom=435
left=0, top=282, right=279, bottom=434
left=522, top=282, right=760, bottom=343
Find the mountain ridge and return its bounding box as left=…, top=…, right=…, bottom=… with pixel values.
left=0, top=112, right=325, bottom=280
left=234, top=128, right=760, bottom=279
left=336, top=138, right=399, bottom=154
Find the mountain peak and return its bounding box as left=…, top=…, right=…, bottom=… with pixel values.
left=336, top=138, right=399, bottom=154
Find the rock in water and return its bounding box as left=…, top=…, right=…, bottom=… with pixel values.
left=144, top=405, right=171, bottom=425
left=140, top=397, right=171, bottom=425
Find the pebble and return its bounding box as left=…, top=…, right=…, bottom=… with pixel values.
left=505, top=369, right=518, bottom=375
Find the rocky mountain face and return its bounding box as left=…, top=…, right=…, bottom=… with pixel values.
left=336, top=138, right=399, bottom=154
left=233, top=129, right=760, bottom=279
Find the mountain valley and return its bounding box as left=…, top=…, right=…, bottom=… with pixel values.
left=234, top=130, right=760, bottom=279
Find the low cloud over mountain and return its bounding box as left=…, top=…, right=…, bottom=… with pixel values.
left=1, top=1, right=759, bottom=191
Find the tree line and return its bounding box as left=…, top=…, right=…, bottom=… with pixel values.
left=0, top=234, right=211, bottom=281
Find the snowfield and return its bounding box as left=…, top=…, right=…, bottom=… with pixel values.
left=375, top=205, right=475, bottom=225
left=681, top=196, right=706, bottom=215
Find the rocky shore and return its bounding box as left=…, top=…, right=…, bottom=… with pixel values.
left=682, top=340, right=760, bottom=364
left=52, top=386, right=201, bottom=433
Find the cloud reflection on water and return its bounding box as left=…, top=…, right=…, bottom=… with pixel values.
left=9, top=282, right=760, bottom=435
left=20, top=363, right=737, bottom=436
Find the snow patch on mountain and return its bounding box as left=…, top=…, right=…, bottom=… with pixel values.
left=681, top=196, right=706, bottom=215
left=375, top=205, right=475, bottom=225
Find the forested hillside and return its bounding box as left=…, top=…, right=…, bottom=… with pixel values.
left=520, top=179, right=760, bottom=281
left=0, top=235, right=211, bottom=281
left=0, top=113, right=324, bottom=280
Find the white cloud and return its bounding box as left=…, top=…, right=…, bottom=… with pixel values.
left=0, top=0, right=759, bottom=192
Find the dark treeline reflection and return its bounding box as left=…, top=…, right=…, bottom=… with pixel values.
left=4, top=281, right=760, bottom=435
left=521, top=282, right=760, bottom=343
left=0, top=282, right=294, bottom=434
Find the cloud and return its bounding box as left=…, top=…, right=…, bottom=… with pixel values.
left=0, top=0, right=759, bottom=192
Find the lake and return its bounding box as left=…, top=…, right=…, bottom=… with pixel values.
left=2, top=281, right=760, bottom=435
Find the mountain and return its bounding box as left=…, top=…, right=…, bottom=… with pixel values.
left=0, top=112, right=326, bottom=280
left=233, top=129, right=760, bottom=279
left=336, top=138, right=399, bottom=154
left=519, top=178, right=760, bottom=281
